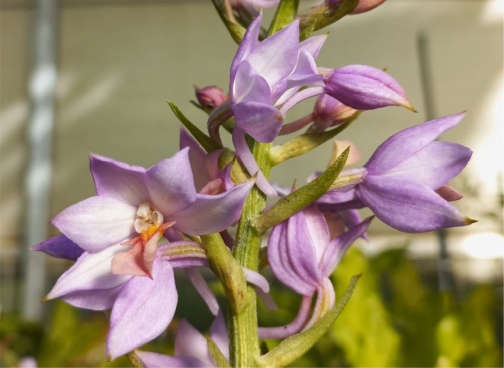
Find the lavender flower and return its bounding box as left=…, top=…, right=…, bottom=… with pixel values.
left=318, top=112, right=475, bottom=232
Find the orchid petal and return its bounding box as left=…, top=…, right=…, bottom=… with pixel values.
left=436, top=185, right=463, bottom=201
left=246, top=20, right=299, bottom=87
left=303, top=205, right=331, bottom=264
left=32, top=235, right=84, bottom=261
left=299, top=34, right=328, bottom=59
left=358, top=175, right=470, bottom=232
left=232, top=128, right=278, bottom=197
left=107, top=259, right=177, bottom=360
left=365, top=112, right=465, bottom=174
left=146, top=148, right=196, bottom=216
left=320, top=217, right=372, bottom=277
left=111, top=242, right=149, bottom=277
left=51, top=196, right=136, bottom=252
left=60, top=284, right=124, bottom=311
left=383, top=141, right=472, bottom=189
left=90, top=154, right=149, bottom=206
left=46, top=244, right=132, bottom=300
left=136, top=351, right=207, bottom=368
left=230, top=12, right=262, bottom=89
left=210, top=312, right=229, bottom=361
left=185, top=268, right=220, bottom=316
left=174, top=320, right=210, bottom=364
left=171, top=180, right=254, bottom=235
left=232, top=61, right=272, bottom=104
left=232, top=101, right=283, bottom=143
left=268, top=223, right=316, bottom=296
left=180, top=128, right=218, bottom=191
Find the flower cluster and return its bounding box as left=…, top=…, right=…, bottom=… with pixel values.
left=33, top=1, right=474, bottom=366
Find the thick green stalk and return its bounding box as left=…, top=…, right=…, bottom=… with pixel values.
left=229, top=141, right=272, bottom=367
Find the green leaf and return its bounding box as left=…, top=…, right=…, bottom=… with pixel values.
left=268, top=0, right=299, bottom=36
left=207, top=337, right=232, bottom=368
left=211, top=0, right=246, bottom=44
left=256, top=274, right=361, bottom=368
left=299, top=0, right=359, bottom=40
left=269, top=113, right=359, bottom=166
left=252, top=147, right=349, bottom=235
left=167, top=101, right=222, bottom=153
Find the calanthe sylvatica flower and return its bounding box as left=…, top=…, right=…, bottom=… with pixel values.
left=137, top=312, right=229, bottom=367
left=318, top=112, right=475, bottom=232
left=261, top=205, right=372, bottom=338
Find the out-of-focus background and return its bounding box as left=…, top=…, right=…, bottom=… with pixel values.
left=1, top=0, right=502, bottom=367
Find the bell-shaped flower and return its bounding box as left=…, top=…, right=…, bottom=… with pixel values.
left=322, top=64, right=414, bottom=111
left=136, top=312, right=229, bottom=367
left=318, top=112, right=475, bottom=232
left=261, top=205, right=372, bottom=338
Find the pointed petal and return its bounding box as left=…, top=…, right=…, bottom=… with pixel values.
left=51, top=196, right=136, bottom=252
left=232, top=129, right=278, bottom=197
left=232, top=61, right=272, bottom=104
left=359, top=175, right=470, bottom=232
left=46, top=244, right=132, bottom=300
left=32, top=235, right=84, bottom=261
left=246, top=20, right=299, bottom=87
left=180, top=128, right=222, bottom=192
left=171, top=180, right=254, bottom=235
left=299, top=34, right=328, bottom=59
left=210, top=312, right=229, bottom=361
left=60, top=284, right=124, bottom=311
left=230, top=13, right=262, bottom=89
left=174, top=320, right=210, bottom=363
left=136, top=351, right=208, bottom=368
left=383, top=141, right=472, bottom=189
left=233, top=101, right=283, bottom=143
left=365, top=112, right=466, bottom=174
left=185, top=268, right=220, bottom=316
left=107, top=259, right=177, bottom=360
left=90, top=154, right=149, bottom=206
left=146, top=148, right=197, bottom=216
left=320, top=217, right=372, bottom=276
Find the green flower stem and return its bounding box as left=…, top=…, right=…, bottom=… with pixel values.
left=229, top=141, right=272, bottom=367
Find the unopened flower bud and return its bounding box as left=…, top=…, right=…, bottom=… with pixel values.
left=310, top=94, right=358, bottom=132
left=194, top=85, right=228, bottom=111
left=351, top=0, right=387, bottom=14
left=322, top=64, right=415, bottom=111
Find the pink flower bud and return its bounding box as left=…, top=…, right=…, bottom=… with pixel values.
left=310, top=94, right=358, bottom=132
left=194, top=85, right=229, bottom=111
left=351, top=0, right=387, bottom=14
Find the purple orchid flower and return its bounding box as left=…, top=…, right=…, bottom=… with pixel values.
left=318, top=112, right=475, bottom=232
left=50, top=148, right=252, bottom=276
left=136, top=312, right=229, bottom=368
left=261, top=205, right=372, bottom=338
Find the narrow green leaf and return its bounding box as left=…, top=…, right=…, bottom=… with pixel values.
left=269, top=113, right=359, bottom=166
left=252, top=147, right=349, bottom=235
left=208, top=337, right=232, bottom=368
left=211, top=0, right=246, bottom=44
left=256, top=274, right=361, bottom=368
left=167, top=101, right=222, bottom=153
left=268, top=0, right=299, bottom=36
left=299, top=0, right=359, bottom=40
